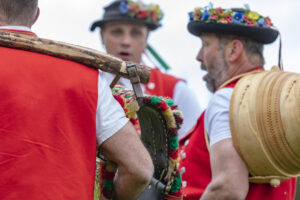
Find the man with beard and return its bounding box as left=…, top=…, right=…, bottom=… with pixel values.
left=178, top=6, right=297, bottom=200
left=90, top=0, right=202, bottom=139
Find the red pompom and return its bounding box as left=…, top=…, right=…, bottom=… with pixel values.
left=157, top=100, right=168, bottom=111
left=169, top=148, right=179, bottom=159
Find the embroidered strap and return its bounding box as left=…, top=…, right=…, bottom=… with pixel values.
left=218, top=68, right=264, bottom=90
left=96, top=85, right=183, bottom=200
left=204, top=129, right=210, bottom=153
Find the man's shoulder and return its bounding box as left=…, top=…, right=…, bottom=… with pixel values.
left=150, top=68, right=183, bottom=82
left=207, top=88, right=234, bottom=110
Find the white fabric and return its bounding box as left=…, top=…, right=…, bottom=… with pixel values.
left=102, top=71, right=202, bottom=139
left=1, top=26, right=128, bottom=145
left=173, top=81, right=202, bottom=139
left=204, top=88, right=234, bottom=146
left=0, top=26, right=32, bottom=32
left=96, top=72, right=129, bottom=145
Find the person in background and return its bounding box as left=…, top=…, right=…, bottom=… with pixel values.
left=0, top=0, right=153, bottom=199
left=90, top=0, right=202, bottom=140
left=178, top=5, right=297, bottom=200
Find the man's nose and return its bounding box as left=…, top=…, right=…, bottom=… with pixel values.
left=121, top=34, right=132, bottom=47
left=196, top=48, right=203, bottom=62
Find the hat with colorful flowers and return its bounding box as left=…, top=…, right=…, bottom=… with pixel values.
left=90, top=0, right=163, bottom=31
left=188, top=5, right=278, bottom=44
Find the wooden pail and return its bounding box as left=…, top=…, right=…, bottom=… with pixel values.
left=230, top=68, right=300, bottom=186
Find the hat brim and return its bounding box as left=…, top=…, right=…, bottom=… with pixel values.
left=188, top=21, right=279, bottom=44
left=90, top=16, right=160, bottom=31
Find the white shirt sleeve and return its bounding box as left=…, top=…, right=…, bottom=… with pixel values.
left=204, top=88, right=234, bottom=146
left=173, top=81, right=203, bottom=139
left=96, top=71, right=129, bottom=145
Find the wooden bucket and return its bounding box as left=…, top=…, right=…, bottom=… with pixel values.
left=230, top=67, right=300, bottom=187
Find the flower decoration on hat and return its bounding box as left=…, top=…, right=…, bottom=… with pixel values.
left=119, top=0, right=163, bottom=25
left=189, top=6, right=274, bottom=28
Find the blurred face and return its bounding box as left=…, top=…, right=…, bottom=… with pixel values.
left=101, top=21, right=149, bottom=64
left=196, top=34, right=229, bottom=92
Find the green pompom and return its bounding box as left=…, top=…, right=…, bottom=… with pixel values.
left=150, top=96, right=161, bottom=105
left=169, top=135, right=179, bottom=150
left=165, top=99, right=175, bottom=106
left=170, top=174, right=182, bottom=194
left=103, top=179, right=113, bottom=191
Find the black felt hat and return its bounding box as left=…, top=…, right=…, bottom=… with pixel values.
left=187, top=7, right=279, bottom=44
left=90, top=0, right=163, bottom=31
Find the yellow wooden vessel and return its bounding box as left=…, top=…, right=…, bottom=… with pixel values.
left=230, top=67, right=300, bottom=187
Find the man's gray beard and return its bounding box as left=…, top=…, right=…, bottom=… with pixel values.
left=201, top=55, right=228, bottom=93
left=201, top=63, right=217, bottom=93
left=205, top=74, right=217, bottom=93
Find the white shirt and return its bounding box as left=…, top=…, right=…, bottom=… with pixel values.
left=103, top=71, right=202, bottom=139
left=96, top=72, right=129, bottom=144
left=0, top=26, right=32, bottom=32
left=0, top=26, right=129, bottom=145
left=204, top=88, right=233, bottom=146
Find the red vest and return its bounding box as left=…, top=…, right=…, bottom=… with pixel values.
left=179, top=80, right=297, bottom=200
left=179, top=113, right=211, bottom=199
left=145, top=68, right=181, bottom=98
left=0, top=46, right=99, bottom=199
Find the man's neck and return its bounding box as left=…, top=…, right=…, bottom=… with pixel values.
left=227, top=60, right=263, bottom=83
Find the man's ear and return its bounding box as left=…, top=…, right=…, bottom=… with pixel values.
left=32, top=7, right=40, bottom=25
left=226, top=39, right=243, bottom=63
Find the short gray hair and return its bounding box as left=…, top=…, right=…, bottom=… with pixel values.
left=217, top=34, right=265, bottom=66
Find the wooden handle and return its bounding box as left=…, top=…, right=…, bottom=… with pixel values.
left=0, top=31, right=151, bottom=84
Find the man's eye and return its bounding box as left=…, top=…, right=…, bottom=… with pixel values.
left=111, top=29, right=122, bottom=35
left=131, top=30, right=142, bottom=37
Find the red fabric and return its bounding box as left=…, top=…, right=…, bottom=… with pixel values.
left=246, top=178, right=297, bottom=200
left=179, top=75, right=297, bottom=200
left=0, top=46, right=99, bottom=200
left=165, top=193, right=183, bottom=200
left=146, top=68, right=182, bottom=98
left=179, top=112, right=212, bottom=200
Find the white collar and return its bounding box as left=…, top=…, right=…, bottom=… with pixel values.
left=0, top=26, right=32, bottom=32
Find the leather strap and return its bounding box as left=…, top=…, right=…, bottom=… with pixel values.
left=126, top=62, right=144, bottom=106
left=109, top=75, right=121, bottom=89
